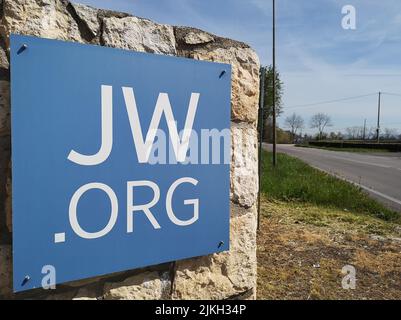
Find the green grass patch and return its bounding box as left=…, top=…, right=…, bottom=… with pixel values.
left=260, top=150, right=400, bottom=223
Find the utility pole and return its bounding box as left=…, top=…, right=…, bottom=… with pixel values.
left=363, top=118, right=366, bottom=141
left=272, top=0, right=277, bottom=166
left=376, top=91, right=381, bottom=143
left=257, top=67, right=266, bottom=232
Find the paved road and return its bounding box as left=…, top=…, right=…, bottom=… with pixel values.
left=263, top=144, right=401, bottom=212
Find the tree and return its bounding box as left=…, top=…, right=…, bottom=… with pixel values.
left=284, top=113, right=304, bottom=143
left=366, top=127, right=377, bottom=140
left=310, top=113, right=333, bottom=140
left=345, top=126, right=363, bottom=140
left=260, top=65, right=284, bottom=141
left=329, top=131, right=343, bottom=140
left=383, top=128, right=398, bottom=140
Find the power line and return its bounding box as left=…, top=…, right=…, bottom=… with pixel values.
left=286, top=93, right=377, bottom=110
left=382, top=92, right=401, bottom=98
left=380, top=121, right=401, bottom=126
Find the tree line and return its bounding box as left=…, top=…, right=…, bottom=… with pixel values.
left=260, top=66, right=400, bottom=143
left=283, top=111, right=400, bottom=143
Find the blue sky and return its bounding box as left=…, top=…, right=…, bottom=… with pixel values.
left=75, top=0, right=401, bottom=135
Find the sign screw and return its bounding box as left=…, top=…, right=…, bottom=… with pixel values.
left=21, top=275, right=30, bottom=286
left=17, top=44, right=28, bottom=55
left=218, top=241, right=224, bottom=248
left=219, top=70, right=226, bottom=78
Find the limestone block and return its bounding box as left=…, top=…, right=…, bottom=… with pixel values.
left=5, top=160, right=11, bottom=232
left=0, top=46, right=9, bottom=70
left=0, top=245, right=12, bottom=298
left=103, top=271, right=171, bottom=300
left=182, top=31, right=214, bottom=45
left=175, top=27, right=260, bottom=123
left=1, top=0, right=85, bottom=44
left=0, top=81, right=10, bottom=136
left=172, top=205, right=257, bottom=300
left=102, top=16, right=176, bottom=55
left=231, top=122, right=258, bottom=208
left=73, top=287, right=98, bottom=300
left=70, top=2, right=100, bottom=38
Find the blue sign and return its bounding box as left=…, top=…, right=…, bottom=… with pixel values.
left=11, top=34, right=231, bottom=292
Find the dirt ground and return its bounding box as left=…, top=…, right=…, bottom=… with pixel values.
left=257, top=199, right=401, bottom=300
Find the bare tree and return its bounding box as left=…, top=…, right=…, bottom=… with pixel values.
left=345, top=126, right=363, bottom=140
left=383, top=128, right=398, bottom=140
left=284, top=113, right=304, bottom=143
left=366, top=127, right=377, bottom=140
left=329, top=131, right=342, bottom=140
left=310, top=113, right=333, bottom=140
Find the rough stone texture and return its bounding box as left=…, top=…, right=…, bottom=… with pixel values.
left=45, top=290, right=79, bottom=300
left=0, top=245, right=12, bottom=299
left=175, top=27, right=260, bottom=123
left=183, top=31, right=214, bottom=45
left=42, top=283, right=99, bottom=300
left=102, top=16, right=176, bottom=55
left=172, top=205, right=257, bottom=300
left=5, top=160, right=11, bottom=232
left=0, top=46, right=8, bottom=70
left=73, top=287, right=98, bottom=300
left=230, top=122, right=258, bottom=208
left=0, top=81, right=10, bottom=136
left=0, top=1, right=260, bottom=300
left=1, top=0, right=85, bottom=46
left=70, top=2, right=100, bottom=38
left=63, top=274, right=107, bottom=288
left=103, top=272, right=171, bottom=300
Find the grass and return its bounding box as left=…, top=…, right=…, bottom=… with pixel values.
left=257, top=196, right=401, bottom=300
left=257, top=199, right=401, bottom=300
left=296, top=144, right=392, bottom=153
left=257, top=150, right=401, bottom=300
left=261, top=198, right=400, bottom=236
left=260, top=150, right=400, bottom=223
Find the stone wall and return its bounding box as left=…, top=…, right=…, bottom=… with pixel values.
left=0, top=0, right=260, bottom=300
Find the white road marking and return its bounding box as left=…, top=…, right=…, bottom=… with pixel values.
left=311, top=166, right=401, bottom=207
left=279, top=146, right=399, bottom=170
left=357, top=185, right=401, bottom=206
left=320, top=155, right=392, bottom=169
left=263, top=144, right=401, bottom=207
